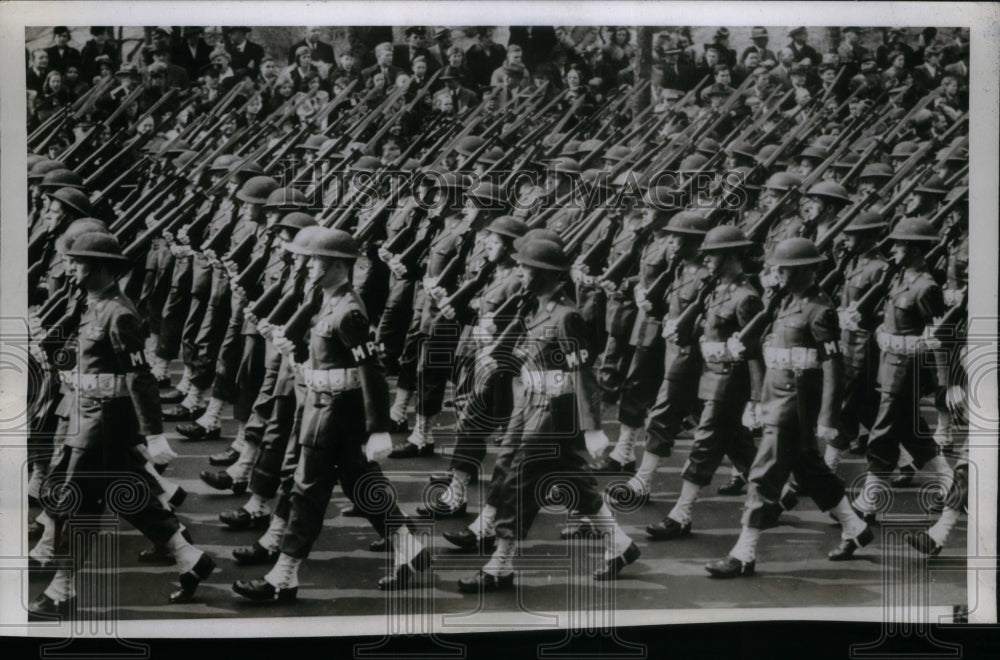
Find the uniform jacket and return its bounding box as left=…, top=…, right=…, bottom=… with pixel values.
left=69, top=282, right=162, bottom=449
left=877, top=266, right=945, bottom=395
left=662, top=259, right=712, bottom=381
left=512, top=290, right=602, bottom=433
left=299, top=282, right=390, bottom=446
left=759, top=286, right=842, bottom=428
left=628, top=232, right=670, bottom=347
left=697, top=276, right=764, bottom=402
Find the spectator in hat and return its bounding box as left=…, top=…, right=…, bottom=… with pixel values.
left=46, top=26, right=82, bottom=74
left=914, top=27, right=938, bottom=66
left=712, top=27, right=737, bottom=67
left=837, top=27, right=866, bottom=72
left=733, top=46, right=761, bottom=86
left=394, top=27, right=439, bottom=77
left=914, top=44, right=945, bottom=92
left=288, top=45, right=321, bottom=93
left=426, top=27, right=454, bottom=67
left=26, top=48, right=50, bottom=94
left=288, top=27, right=335, bottom=67
left=700, top=63, right=735, bottom=102
left=81, top=26, right=118, bottom=82
left=465, top=27, right=507, bottom=90
left=209, top=46, right=235, bottom=86
left=769, top=47, right=796, bottom=91
left=150, top=43, right=190, bottom=89
left=788, top=27, right=821, bottom=66
left=439, top=65, right=479, bottom=113
left=225, top=26, right=264, bottom=77
left=172, top=26, right=212, bottom=80
left=435, top=44, right=474, bottom=90
left=93, top=54, right=115, bottom=84
left=744, top=26, right=776, bottom=64
left=818, top=61, right=847, bottom=103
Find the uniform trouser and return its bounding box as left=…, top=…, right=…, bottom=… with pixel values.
left=189, top=271, right=232, bottom=390
left=48, top=402, right=180, bottom=556
left=225, top=333, right=266, bottom=423
left=484, top=406, right=524, bottom=511
left=493, top=394, right=605, bottom=541
left=838, top=331, right=880, bottom=448
left=743, top=416, right=846, bottom=529
left=395, top=287, right=427, bottom=393
left=645, top=375, right=703, bottom=457
left=618, top=340, right=665, bottom=428
left=576, top=285, right=607, bottom=361
left=281, top=442, right=408, bottom=559
left=155, top=257, right=194, bottom=362
left=140, top=250, right=174, bottom=338
left=356, top=252, right=390, bottom=329
left=865, top=389, right=940, bottom=475
left=597, top=335, right=634, bottom=396
left=243, top=345, right=283, bottom=446
left=682, top=399, right=759, bottom=486
left=449, top=353, right=516, bottom=479
left=415, top=323, right=459, bottom=417
left=271, top=388, right=306, bottom=523
left=249, top=388, right=302, bottom=499
left=375, top=276, right=416, bottom=370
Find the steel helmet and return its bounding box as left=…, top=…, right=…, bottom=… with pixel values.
left=807, top=181, right=852, bottom=204
left=664, top=211, right=711, bottom=236
left=884, top=217, right=938, bottom=242
left=236, top=176, right=280, bottom=204
left=700, top=225, right=756, bottom=252
left=513, top=238, right=570, bottom=271
left=63, top=231, right=128, bottom=263
left=299, top=227, right=361, bottom=259
left=843, top=210, right=888, bottom=233
left=46, top=187, right=93, bottom=217
left=485, top=215, right=528, bottom=240
left=762, top=171, right=802, bottom=192
left=282, top=224, right=326, bottom=255
left=263, top=187, right=312, bottom=210
left=766, top=237, right=826, bottom=266
left=272, top=211, right=318, bottom=233
left=39, top=169, right=86, bottom=191
left=513, top=228, right=563, bottom=251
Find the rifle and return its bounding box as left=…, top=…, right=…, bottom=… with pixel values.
left=598, top=212, right=672, bottom=287
left=671, top=274, right=718, bottom=346
left=61, top=83, right=146, bottom=164
left=435, top=259, right=498, bottom=324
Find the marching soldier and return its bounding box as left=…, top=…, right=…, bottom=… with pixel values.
left=829, top=211, right=889, bottom=462
left=30, top=232, right=215, bottom=619
left=418, top=214, right=526, bottom=517
left=457, top=238, right=639, bottom=593
left=851, top=218, right=955, bottom=519
left=646, top=225, right=763, bottom=539
left=706, top=238, right=874, bottom=579
left=233, top=227, right=428, bottom=602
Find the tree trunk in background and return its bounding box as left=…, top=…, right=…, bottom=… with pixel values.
left=633, top=26, right=653, bottom=126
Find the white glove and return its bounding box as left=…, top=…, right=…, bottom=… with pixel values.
left=365, top=432, right=393, bottom=462
left=388, top=258, right=407, bottom=278
left=741, top=402, right=761, bottom=430
left=933, top=411, right=953, bottom=447
left=661, top=319, right=678, bottom=340
left=146, top=434, right=178, bottom=465
left=584, top=430, right=610, bottom=459
left=440, top=303, right=456, bottom=320
left=838, top=304, right=862, bottom=332
left=726, top=336, right=747, bottom=359
left=377, top=247, right=392, bottom=263
left=272, top=332, right=295, bottom=357
left=633, top=285, right=647, bottom=307
left=816, top=425, right=839, bottom=444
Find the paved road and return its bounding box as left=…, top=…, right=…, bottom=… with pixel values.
left=27, top=380, right=966, bottom=622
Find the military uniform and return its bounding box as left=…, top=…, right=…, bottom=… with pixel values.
left=684, top=276, right=762, bottom=485
left=644, top=260, right=711, bottom=456
left=865, top=267, right=945, bottom=474
left=280, top=281, right=405, bottom=557
left=493, top=289, right=605, bottom=540
left=375, top=197, right=424, bottom=370
left=744, top=285, right=846, bottom=529
left=596, top=214, right=642, bottom=396
left=837, top=249, right=889, bottom=447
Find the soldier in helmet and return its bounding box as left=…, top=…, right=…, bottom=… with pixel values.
left=176, top=175, right=279, bottom=451
left=757, top=171, right=803, bottom=292
left=647, top=225, right=763, bottom=540
left=852, top=218, right=955, bottom=519
left=601, top=208, right=710, bottom=499
left=233, top=227, right=429, bottom=602
left=29, top=232, right=215, bottom=619
left=457, top=238, right=639, bottom=593
left=420, top=214, right=527, bottom=517
left=32, top=187, right=94, bottom=300
left=853, top=163, right=894, bottom=202
left=706, top=237, right=874, bottom=579
left=802, top=181, right=853, bottom=243
left=831, top=212, right=891, bottom=462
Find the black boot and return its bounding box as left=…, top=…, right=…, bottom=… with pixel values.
left=169, top=553, right=216, bottom=603
left=233, top=577, right=298, bottom=603
left=232, top=543, right=279, bottom=566
left=593, top=542, right=641, bottom=581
